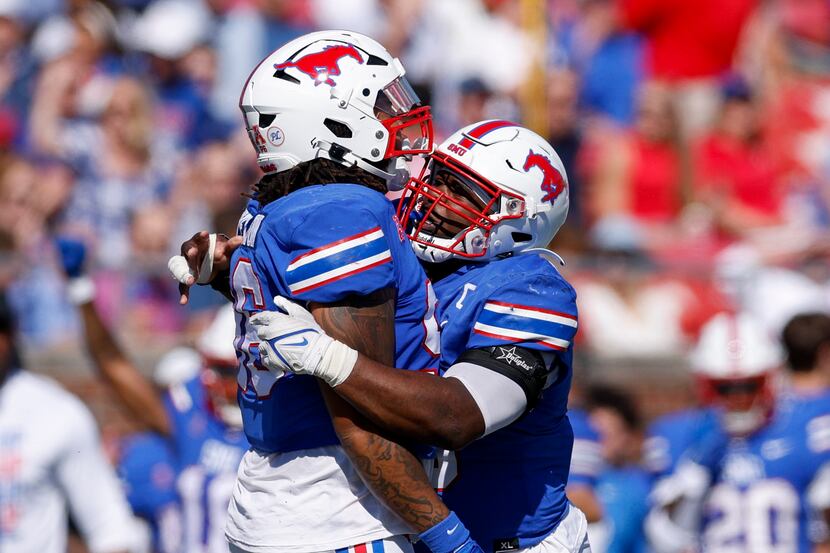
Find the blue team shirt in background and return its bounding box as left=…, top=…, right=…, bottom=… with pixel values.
left=568, top=408, right=603, bottom=488
left=118, top=432, right=181, bottom=553
left=231, top=184, right=439, bottom=454
left=596, top=466, right=651, bottom=553
left=164, top=376, right=248, bottom=552
left=644, top=407, right=717, bottom=479
left=433, top=252, right=579, bottom=551
left=683, top=392, right=830, bottom=552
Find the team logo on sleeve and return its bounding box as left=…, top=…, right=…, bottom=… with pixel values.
left=523, top=150, right=565, bottom=204
left=274, top=45, right=364, bottom=87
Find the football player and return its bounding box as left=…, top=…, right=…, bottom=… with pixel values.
left=61, top=235, right=247, bottom=553
left=584, top=385, right=651, bottom=553
left=249, top=121, right=592, bottom=552
left=170, top=31, right=485, bottom=553
left=0, top=291, right=141, bottom=553
left=646, top=313, right=830, bottom=553
left=117, top=432, right=181, bottom=553
left=781, top=312, right=830, bottom=399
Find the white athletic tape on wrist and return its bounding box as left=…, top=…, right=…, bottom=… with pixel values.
left=67, top=277, right=95, bottom=305
left=319, top=340, right=358, bottom=387
left=196, top=233, right=217, bottom=284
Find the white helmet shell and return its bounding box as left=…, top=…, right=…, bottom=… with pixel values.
left=239, top=30, right=433, bottom=187
left=690, top=312, right=783, bottom=379
left=690, top=312, right=782, bottom=435
left=197, top=304, right=238, bottom=366
left=399, top=120, right=569, bottom=263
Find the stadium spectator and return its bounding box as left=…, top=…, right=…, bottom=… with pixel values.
left=616, top=0, right=757, bottom=134
left=585, top=80, right=686, bottom=237
left=693, top=76, right=784, bottom=238
left=546, top=68, right=587, bottom=233
left=31, top=71, right=175, bottom=270
left=553, top=0, right=644, bottom=125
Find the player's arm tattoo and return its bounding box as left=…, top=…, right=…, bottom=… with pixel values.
left=320, top=388, right=448, bottom=531
left=312, top=288, right=450, bottom=532
left=310, top=288, right=398, bottom=363
left=78, top=302, right=171, bottom=435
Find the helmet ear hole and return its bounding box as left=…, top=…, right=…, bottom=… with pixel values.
left=324, top=119, right=353, bottom=139
left=512, top=232, right=532, bottom=244
left=259, top=113, right=276, bottom=127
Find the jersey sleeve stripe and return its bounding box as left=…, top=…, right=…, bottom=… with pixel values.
left=289, top=251, right=392, bottom=295
left=484, top=300, right=577, bottom=327
left=286, top=236, right=389, bottom=285
left=473, top=322, right=569, bottom=351
left=476, top=309, right=577, bottom=344
left=287, top=227, right=384, bottom=270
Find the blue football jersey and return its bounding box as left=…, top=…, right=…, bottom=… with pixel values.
left=164, top=376, right=248, bottom=553
left=596, top=466, right=650, bottom=553
left=118, top=432, right=181, bottom=553
left=696, top=393, right=830, bottom=552
left=432, top=252, right=579, bottom=551
left=568, top=408, right=603, bottom=488
left=644, top=407, right=717, bottom=479
left=231, top=184, right=440, bottom=453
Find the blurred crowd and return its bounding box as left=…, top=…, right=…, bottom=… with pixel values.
left=0, top=0, right=828, bottom=359
left=1, top=0, right=830, bottom=551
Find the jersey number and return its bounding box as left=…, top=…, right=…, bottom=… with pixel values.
left=231, top=258, right=283, bottom=398
left=704, top=480, right=799, bottom=553
left=178, top=466, right=236, bottom=553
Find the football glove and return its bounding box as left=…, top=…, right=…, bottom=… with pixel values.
left=56, top=237, right=94, bottom=304
left=250, top=296, right=357, bottom=387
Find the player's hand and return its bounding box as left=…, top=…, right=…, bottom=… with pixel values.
left=250, top=296, right=357, bottom=387
left=168, top=231, right=242, bottom=305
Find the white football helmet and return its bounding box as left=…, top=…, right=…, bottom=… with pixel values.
left=690, top=312, right=783, bottom=436
left=239, top=30, right=433, bottom=188
left=397, top=120, right=569, bottom=263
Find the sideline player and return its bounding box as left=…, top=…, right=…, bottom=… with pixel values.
left=249, top=122, right=592, bottom=552
left=0, top=292, right=140, bottom=553
left=171, top=31, right=485, bottom=553
left=60, top=237, right=247, bottom=553
left=646, top=313, right=830, bottom=553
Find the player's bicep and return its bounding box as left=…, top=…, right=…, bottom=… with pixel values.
left=444, top=346, right=557, bottom=436
left=309, top=287, right=396, bottom=365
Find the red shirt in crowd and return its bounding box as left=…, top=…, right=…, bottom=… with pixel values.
left=617, top=0, right=756, bottom=80
left=694, top=134, right=782, bottom=217
left=628, top=135, right=682, bottom=223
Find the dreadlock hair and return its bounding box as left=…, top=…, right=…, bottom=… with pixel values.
left=253, top=158, right=387, bottom=206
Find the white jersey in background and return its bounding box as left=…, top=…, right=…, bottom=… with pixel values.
left=0, top=370, right=140, bottom=553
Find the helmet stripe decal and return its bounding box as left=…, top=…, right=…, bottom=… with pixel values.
left=458, top=120, right=518, bottom=149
